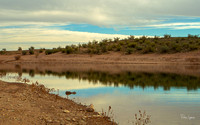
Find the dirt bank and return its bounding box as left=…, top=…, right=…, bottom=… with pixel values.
left=0, top=80, right=116, bottom=125
left=0, top=51, right=200, bottom=65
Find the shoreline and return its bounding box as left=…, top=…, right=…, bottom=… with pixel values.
left=0, top=51, right=200, bottom=65
left=0, top=80, right=116, bottom=125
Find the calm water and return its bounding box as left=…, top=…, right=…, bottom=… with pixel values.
left=1, top=67, right=200, bottom=125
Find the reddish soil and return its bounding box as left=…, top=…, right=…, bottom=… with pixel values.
left=0, top=80, right=116, bottom=125
left=0, top=51, right=200, bottom=65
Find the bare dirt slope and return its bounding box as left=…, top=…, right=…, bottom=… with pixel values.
left=0, top=51, right=200, bottom=65
left=0, top=80, right=115, bottom=125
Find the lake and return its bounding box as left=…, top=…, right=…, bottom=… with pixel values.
left=0, top=64, right=200, bottom=125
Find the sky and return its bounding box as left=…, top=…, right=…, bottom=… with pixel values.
left=1, top=0, right=200, bottom=50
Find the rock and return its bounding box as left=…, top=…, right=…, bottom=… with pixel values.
left=66, top=117, right=71, bottom=121
left=78, top=120, right=86, bottom=125
left=72, top=118, right=76, bottom=122
left=86, top=104, right=94, bottom=112
left=63, top=110, right=70, bottom=113
left=47, top=119, right=53, bottom=123
left=96, top=115, right=102, bottom=117
left=60, top=121, right=65, bottom=125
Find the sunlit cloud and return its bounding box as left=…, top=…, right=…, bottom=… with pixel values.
left=0, top=27, right=129, bottom=43
left=0, top=0, right=200, bottom=46
left=149, top=22, right=200, bottom=29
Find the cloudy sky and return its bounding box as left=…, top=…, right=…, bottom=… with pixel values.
left=1, top=0, right=200, bottom=50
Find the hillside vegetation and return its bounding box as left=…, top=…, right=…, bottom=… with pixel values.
left=1, top=34, right=200, bottom=55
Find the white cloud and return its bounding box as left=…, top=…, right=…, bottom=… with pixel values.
left=0, top=27, right=129, bottom=43
left=0, top=0, right=200, bottom=46
left=149, top=22, right=200, bottom=29
left=0, top=0, right=200, bottom=27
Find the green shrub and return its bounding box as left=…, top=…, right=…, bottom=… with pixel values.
left=164, top=34, right=171, bottom=39
left=189, top=44, right=198, bottom=51
left=22, top=51, right=27, bottom=55
left=128, top=42, right=137, bottom=48
left=45, top=50, right=53, bottom=55
left=142, top=46, right=154, bottom=54
left=136, top=45, right=143, bottom=51
left=159, top=45, right=169, bottom=53
left=39, top=49, right=43, bottom=53
left=29, top=50, right=34, bottom=55
left=126, top=48, right=134, bottom=54
left=65, top=46, right=73, bottom=54
left=18, top=47, right=22, bottom=51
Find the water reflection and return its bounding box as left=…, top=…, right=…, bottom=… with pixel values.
left=1, top=68, right=200, bottom=91
left=0, top=65, right=200, bottom=125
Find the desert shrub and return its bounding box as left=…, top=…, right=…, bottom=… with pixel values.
left=126, top=48, right=134, bottom=54
left=188, top=34, right=199, bottom=38
left=29, top=46, right=34, bottom=50
left=128, top=35, right=135, bottom=40
left=87, top=48, right=92, bottom=53
left=101, top=45, right=107, bottom=53
left=140, top=36, right=147, bottom=42
left=22, top=50, right=27, bottom=55
left=0, top=48, right=6, bottom=55
left=114, top=37, right=120, bottom=43
left=82, top=44, right=87, bottom=48
left=107, top=45, right=113, bottom=51
left=142, top=46, right=154, bottom=54
left=29, top=50, right=34, bottom=55
left=18, top=47, right=22, bottom=51
left=119, top=41, right=125, bottom=45
left=15, top=55, right=21, bottom=60
left=189, top=44, right=199, bottom=51
left=154, top=35, right=159, bottom=40
left=128, top=42, right=137, bottom=48
left=164, top=34, right=171, bottom=39
left=115, top=45, right=122, bottom=51
left=39, top=49, right=43, bottom=53
left=29, top=46, right=34, bottom=55
left=159, top=45, right=170, bottom=53
left=65, top=46, right=73, bottom=54
left=136, top=45, right=143, bottom=51
left=45, top=50, right=53, bottom=55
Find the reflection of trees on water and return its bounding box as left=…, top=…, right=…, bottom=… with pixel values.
left=1, top=69, right=200, bottom=91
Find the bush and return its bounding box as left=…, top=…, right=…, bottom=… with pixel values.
left=126, top=48, right=134, bottom=54
left=45, top=50, right=53, bottom=55
left=142, top=46, right=154, bottom=54
left=15, top=55, right=21, bottom=60
left=65, top=46, right=73, bottom=54
left=164, top=34, right=171, bottom=39
left=128, top=42, right=137, bottom=48
left=189, top=44, right=198, bottom=51
left=22, top=50, right=27, bottom=55
left=159, top=45, right=170, bottom=53
left=39, top=49, right=43, bottom=53
left=29, top=50, right=34, bottom=55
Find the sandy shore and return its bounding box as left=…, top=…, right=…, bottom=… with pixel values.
left=0, top=80, right=116, bottom=125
